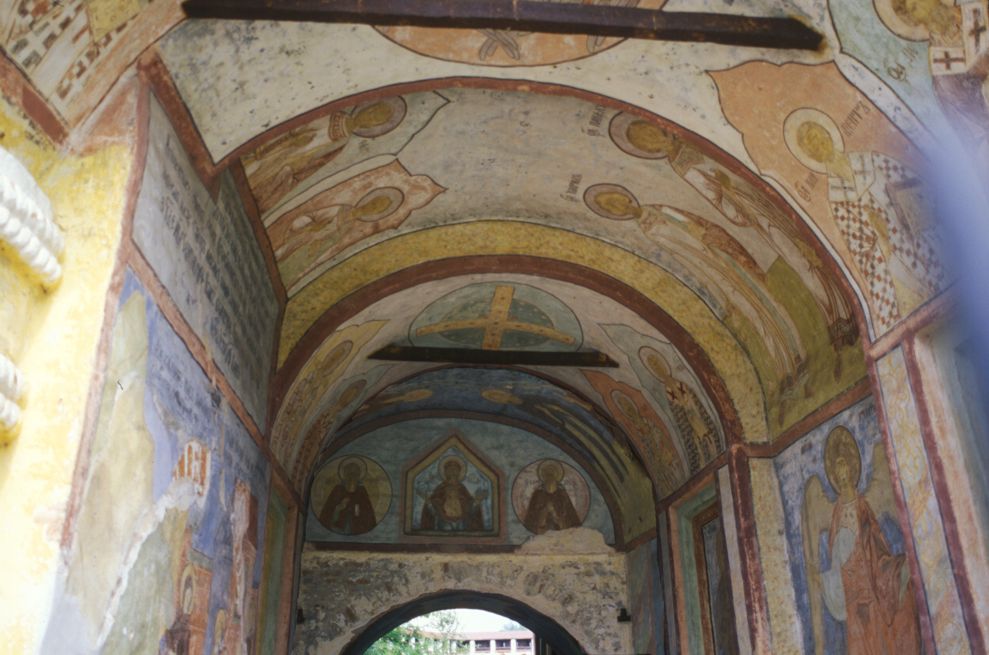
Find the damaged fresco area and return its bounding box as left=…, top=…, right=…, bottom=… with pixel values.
left=43, top=273, right=272, bottom=655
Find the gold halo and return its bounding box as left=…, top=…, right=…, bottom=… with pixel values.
left=537, top=459, right=565, bottom=484
left=439, top=455, right=467, bottom=481
left=873, top=0, right=937, bottom=41
left=337, top=455, right=368, bottom=481
left=783, top=108, right=845, bottom=175
left=639, top=345, right=672, bottom=380
left=609, top=112, right=675, bottom=160
left=353, top=187, right=404, bottom=223
left=349, top=96, right=408, bottom=138
left=583, top=183, right=641, bottom=221
left=824, top=425, right=862, bottom=492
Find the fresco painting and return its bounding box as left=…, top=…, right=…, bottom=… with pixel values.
left=134, top=99, right=279, bottom=425
left=270, top=320, right=387, bottom=469
left=628, top=539, right=666, bottom=655
left=410, top=281, right=582, bottom=351
left=694, top=505, right=739, bottom=655
left=308, top=417, right=615, bottom=544
left=670, top=483, right=721, bottom=655
left=256, top=489, right=289, bottom=655
left=337, top=363, right=654, bottom=542
left=583, top=369, right=688, bottom=499
left=602, top=324, right=723, bottom=474
left=269, top=160, right=445, bottom=293
left=712, top=62, right=946, bottom=337
left=311, top=455, right=391, bottom=535
left=243, top=87, right=865, bottom=437
left=0, top=0, right=177, bottom=121
left=774, top=398, right=921, bottom=654
left=832, top=0, right=989, bottom=163
left=406, top=435, right=499, bottom=537
left=289, top=364, right=393, bottom=486
left=512, top=458, right=590, bottom=534
left=877, top=349, right=971, bottom=653
left=604, top=109, right=865, bottom=426
left=584, top=180, right=806, bottom=393
left=373, top=0, right=666, bottom=66
left=46, top=273, right=271, bottom=654
left=247, top=91, right=449, bottom=217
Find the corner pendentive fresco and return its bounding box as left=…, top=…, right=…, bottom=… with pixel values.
left=713, top=61, right=945, bottom=339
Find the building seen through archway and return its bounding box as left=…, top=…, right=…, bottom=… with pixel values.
left=0, top=1, right=987, bottom=653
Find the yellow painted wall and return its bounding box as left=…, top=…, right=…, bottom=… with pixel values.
left=0, top=95, right=134, bottom=653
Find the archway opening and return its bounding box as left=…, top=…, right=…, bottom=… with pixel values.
left=340, top=591, right=588, bottom=655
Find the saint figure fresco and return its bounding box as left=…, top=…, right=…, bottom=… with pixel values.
left=311, top=455, right=391, bottom=536
left=584, top=182, right=806, bottom=388
left=513, top=459, right=589, bottom=534
left=406, top=437, right=499, bottom=537
left=160, top=567, right=195, bottom=655
left=609, top=112, right=858, bottom=358
left=318, top=457, right=377, bottom=534
left=784, top=108, right=943, bottom=332
left=801, top=426, right=921, bottom=655
left=876, top=0, right=989, bottom=160
left=244, top=97, right=407, bottom=213
left=420, top=456, right=488, bottom=531
left=640, top=346, right=721, bottom=472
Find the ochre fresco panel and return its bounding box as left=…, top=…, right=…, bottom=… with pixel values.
left=712, top=62, right=946, bottom=339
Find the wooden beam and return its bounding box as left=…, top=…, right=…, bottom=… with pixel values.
left=181, top=0, right=823, bottom=51
left=368, top=345, right=619, bottom=367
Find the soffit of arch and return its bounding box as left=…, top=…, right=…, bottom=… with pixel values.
left=270, top=274, right=731, bottom=492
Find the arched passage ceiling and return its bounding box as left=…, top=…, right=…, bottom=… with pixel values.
left=7, top=0, right=959, bottom=513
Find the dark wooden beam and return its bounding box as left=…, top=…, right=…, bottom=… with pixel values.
left=181, top=0, right=823, bottom=51
left=368, top=345, right=619, bottom=367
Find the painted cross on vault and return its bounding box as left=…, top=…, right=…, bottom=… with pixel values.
left=410, top=282, right=583, bottom=351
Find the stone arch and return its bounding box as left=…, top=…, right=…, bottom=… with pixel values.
left=339, top=590, right=588, bottom=655
left=298, top=545, right=631, bottom=654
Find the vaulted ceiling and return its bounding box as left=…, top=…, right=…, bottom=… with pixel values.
left=5, top=0, right=964, bottom=540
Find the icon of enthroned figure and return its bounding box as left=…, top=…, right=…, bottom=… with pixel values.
left=420, top=456, right=488, bottom=532
left=406, top=437, right=499, bottom=537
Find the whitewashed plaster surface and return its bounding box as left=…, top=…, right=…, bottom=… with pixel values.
left=133, top=98, right=278, bottom=424
left=294, top=539, right=631, bottom=655
left=158, top=20, right=826, bottom=164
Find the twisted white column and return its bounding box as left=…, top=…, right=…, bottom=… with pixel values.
left=0, top=147, right=63, bottom=286
left=0, top=352, right=24, bottom=431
